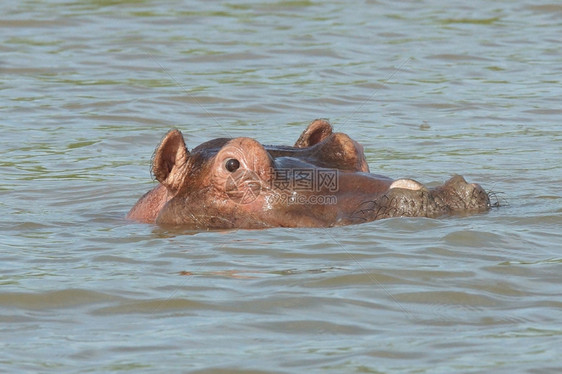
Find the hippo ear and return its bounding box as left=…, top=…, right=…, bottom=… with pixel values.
left=294, top=119, right=333, bottom=148
left=152, top=129, right=190, bottom=194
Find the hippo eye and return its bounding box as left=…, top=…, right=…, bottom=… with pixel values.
left=225, top=158, right=240, bottom=172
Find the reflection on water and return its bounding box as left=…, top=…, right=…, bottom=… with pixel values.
left=1, top=0, right=561, bottom=372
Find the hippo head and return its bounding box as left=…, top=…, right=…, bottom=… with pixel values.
left=128, top=120, right=491, bottom=229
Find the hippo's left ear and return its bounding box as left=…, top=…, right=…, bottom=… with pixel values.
left=294, top=119, right=333, bottom=148
left=152, top=129, right=190, bottom=194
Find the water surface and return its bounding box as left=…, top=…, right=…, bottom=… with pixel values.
left=1, top=0, right=561, bottom=373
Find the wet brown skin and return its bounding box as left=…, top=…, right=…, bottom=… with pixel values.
left=127, top=119, right=491, bottom=229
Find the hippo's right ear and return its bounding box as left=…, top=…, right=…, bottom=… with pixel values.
left=294, top=119, right=333, bottom=148
left=152, top=129, right=190, bottom=194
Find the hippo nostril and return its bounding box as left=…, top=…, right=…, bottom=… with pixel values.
left=225, top=158, right=240, bottom=172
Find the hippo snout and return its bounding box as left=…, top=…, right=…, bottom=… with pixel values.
left=432, top=175, right=491, bottom=213
left=354, top=175, right=491, bottom=221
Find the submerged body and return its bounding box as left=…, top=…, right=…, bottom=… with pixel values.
left=128, top=120, right=491, bottom=229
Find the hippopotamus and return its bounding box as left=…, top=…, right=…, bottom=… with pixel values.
left=127, top=119, right=491, bottom=229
